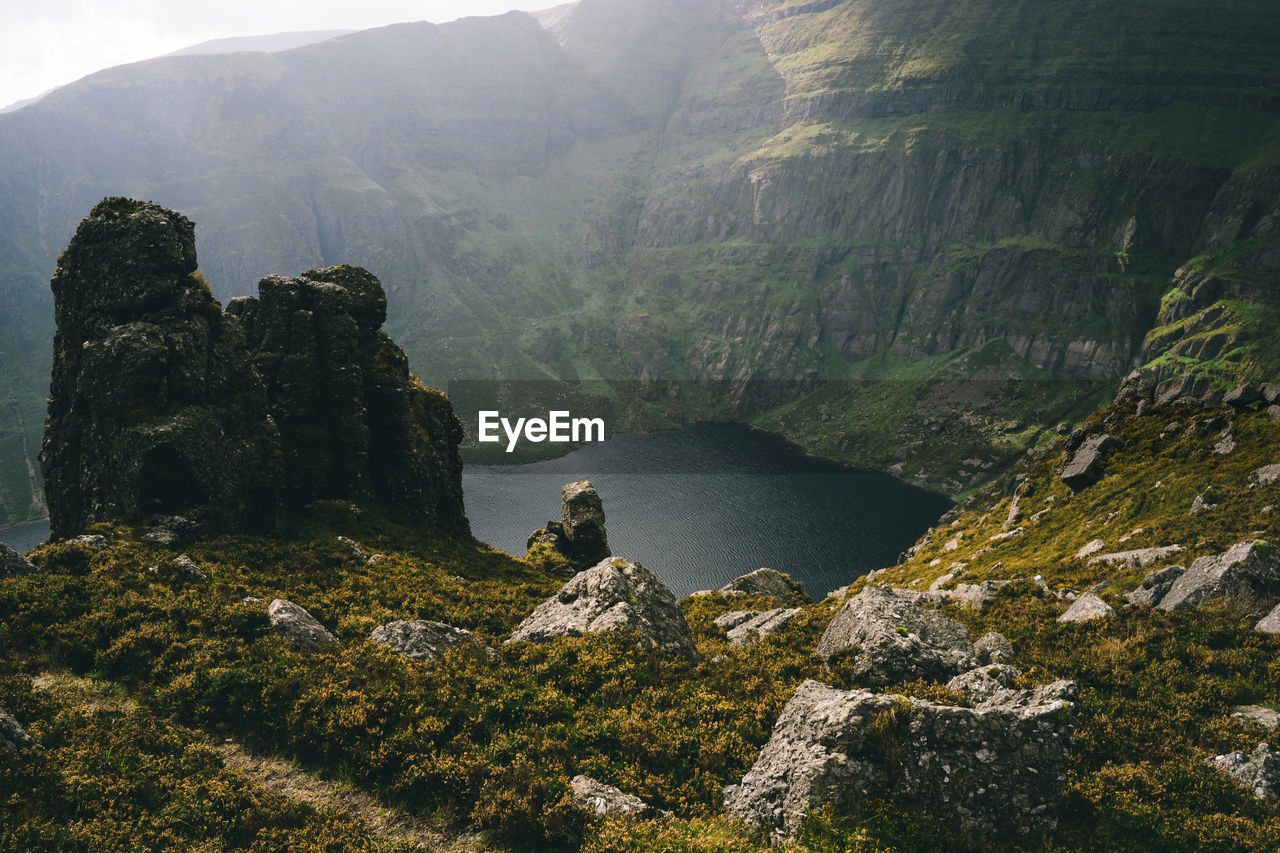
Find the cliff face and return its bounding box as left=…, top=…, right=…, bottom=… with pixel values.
left=41, top=199, right=468, bottom=538
left=4, top=0, right=1280, bottom=519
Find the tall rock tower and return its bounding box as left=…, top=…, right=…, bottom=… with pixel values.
left=41, top=198, right=470, bottom=538
left=41, top=198, right=281, bottom=537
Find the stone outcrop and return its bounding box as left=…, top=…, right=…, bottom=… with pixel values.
left=1057, top=592, right=1114, bottom=623
left=0, top=543, right=36, bottom=578
left=570, top=775, right=660, bottom=817
left=1231, top=706, right=1280, bottom=730
left=1088, top=545, right=1185, bottom=568
left=229, top=266, right=467, bottom=535
left=1223, top=384, right=1263, bottom=407
left=369, top=619, right=482, bottom=660
left=720, top=568, right=811, bottom=604
left=1257, top=602, right=1280, bottom=633
left=507, top=557, right=698, bottom=660
left=1075, top=539, right=1107, bottom=560
left=723, top=678, right=1077, bottom=841
left=1157, top=540, right=1280, bottom=612
left=41, top=199, right=468, bottom=538
left=41, top=198, right=280, bottom=538
left=169, top=554, right=208, bottom=584
left=268, top=599, right=340, bottom=650
left=947, top=664, right=1024, bottom=703
left=1208, top=742, right=1280, bottom=801
left=0, top=710, right=33, bottom=752
left=560, top=481, right=610, bottom=566
left=526, top=481, right=610, bottom=573
left=815, top=586, right=976, bottom=684
left=942, top=580, right=1011, bottom=609
left=1060, top=434, right=1118, bottom=491
left=713, top=608, right=801, bottom=646
left=66, top=534, right=108, bottom=551
left=974, top=631, right=1015, bottom=664
left=1251, top=464, right=1280, bottom=487
left=1125, top=565, right=1187, bottom=607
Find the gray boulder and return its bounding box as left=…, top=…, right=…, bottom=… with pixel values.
left=0, top=542, right=36, bottom=578
left=1214, top=431, right=1237, bottom=455
left=1061, top=434, right=1118, bottom=491
left=943, top=580, right=1010, bottom=609
left=1224, top=384, right=1262, bottom=407
left=1251, top=464, right=1280, bottom=487
left=1157, top=540, right=1280, bottom=612
left=1231, top=706, right=1280, bottom=730
left=1190, top=493, right=1218, bottom=514
left=1075, top=539, right=1107, bottom=560
left=0, top=710, right=33, bottom=752
left=66, top=534, right=108, bottom=550
left=507, top=557, right=699, bottom=660
left=815, top=587, right=976, bottom=684
left=370, top=619, right=481, bottom=660
left=720, top=568, right=811, bottom=604
left=1057, top=592, right=1114, bottom=623
left=723, top=678, right=1077, bottom=841
left=172, top=554, right=208, bottom=583
left=1256, top=602, right=1280, bottom=634
left=571, top=775, right=660, bottom=817
left=974, top=631, right=1015, bottom=664
left=1088, top=545, right=1185, bottom=568
left=947, top=664, right=1024, bottom=703
left=1207, top=742, right=1279, bottom=800
left=714, top=608, right=801, bottom=647
left=1124, top=565, right=1187, bottom=607
left=268, top=599, right=340, bottom=650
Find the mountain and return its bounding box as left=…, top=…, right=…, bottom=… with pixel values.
left=165, top=30, right=356, bottom=56
left=1, top=0, right=1279, bottom=526
left=0, top=95, right=45, bottom=114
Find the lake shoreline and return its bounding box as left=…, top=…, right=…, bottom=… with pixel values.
left=462, top=423, right=952, bottom=598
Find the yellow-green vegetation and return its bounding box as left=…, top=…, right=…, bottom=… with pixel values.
left=886, top=407, right=1279, bottom=592
left=0, top=669, right=417, bottom=851
left=0, top=518, right=831, bottom=851
left=5, top=400, right=1280, bottom=850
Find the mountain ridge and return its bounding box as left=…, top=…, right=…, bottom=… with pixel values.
left=0, top=0, right=1278, bottom=524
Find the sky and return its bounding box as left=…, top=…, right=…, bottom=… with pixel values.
left=0, top=0, right=551, bottom=109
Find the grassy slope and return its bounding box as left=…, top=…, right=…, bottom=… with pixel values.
left=5, top=391, right=1280, bottom=851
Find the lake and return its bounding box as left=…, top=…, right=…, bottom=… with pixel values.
left=0, top=425, right=951, bottom=598
left=463, top=423, right=951, bottom=598
left=0, top=518, right=51, bottom=554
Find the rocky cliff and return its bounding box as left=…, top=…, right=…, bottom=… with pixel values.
left=41, top=198, right=467, bottom=538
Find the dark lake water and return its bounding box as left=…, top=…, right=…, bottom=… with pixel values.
left=0, top=518, right=51, bottom=554
left=0, top=425, right=951, bottom=598
left=463, top=423, right=952, bottom=598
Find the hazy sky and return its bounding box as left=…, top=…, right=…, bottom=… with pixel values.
left=1, top=1, right=551, bottom=109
